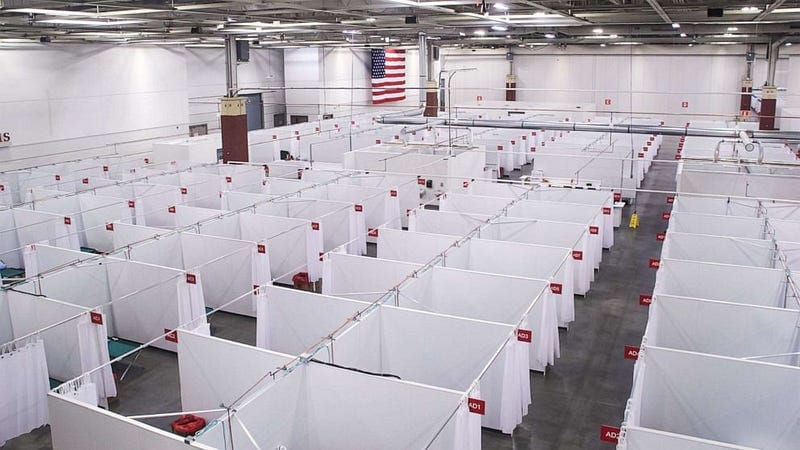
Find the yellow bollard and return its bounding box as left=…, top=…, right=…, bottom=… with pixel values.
left=629, top=211, right=639, bottom=229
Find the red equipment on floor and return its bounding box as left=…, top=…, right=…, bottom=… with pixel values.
left=171, top=414, right=206, bottom=436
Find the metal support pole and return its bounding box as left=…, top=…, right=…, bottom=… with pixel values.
left=224, top=34, right=238, bottom=97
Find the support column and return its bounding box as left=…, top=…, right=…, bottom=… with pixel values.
left=759, top=85, right=778, bottom=130
left=739, top=79, right=753, bottom=115
left=424, top=80, right=439, bottom=117
left=220, top=97, right=249, bottom=162
left=505, top=74, right=517, bottom=102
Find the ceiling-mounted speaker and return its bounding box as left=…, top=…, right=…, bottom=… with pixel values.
left=236, top=40, right=250, bottom=62
left=405, top=16, right=418, bottom=24
left=707, top=8, right=724, bottom=17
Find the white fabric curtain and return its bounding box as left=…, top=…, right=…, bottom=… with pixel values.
left=176, top=273, right=209, bottom=333
left=305, top=224, right=324, bottom=281
left=384, top=189, right=402, bottom=229
left=22, top=244, right=38, bottom=278
left=255, top=289, right=270, bottom=349
left=52, top=218, right=80, bottom=251
left=0, top=339, right=50, bottom=446
left=76, top=313, right=117, bottom=402
left=251, top=243, right=273, bottom=312
left=347, top=208, right=367, bottom=256
left=58, top=376, right=99, bottom=407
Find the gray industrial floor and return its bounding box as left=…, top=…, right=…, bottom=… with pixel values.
left=4, top=138, right=677, bottom=449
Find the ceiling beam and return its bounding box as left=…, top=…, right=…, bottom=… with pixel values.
left=644, top=0, right=672, bottom=24
left=753, top=0, right=788, bottom=22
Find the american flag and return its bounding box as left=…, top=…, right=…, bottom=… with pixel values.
left=371, top=48, right=406, bottom=104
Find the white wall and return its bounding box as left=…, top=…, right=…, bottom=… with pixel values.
left=186, top=47, right=285, bottom=131
left=0, top=44, right=190, bottom=169
left=440, top=45, right=799, bottom=125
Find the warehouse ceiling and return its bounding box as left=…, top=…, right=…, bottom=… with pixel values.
left=0, top=0, right=799, bottom=47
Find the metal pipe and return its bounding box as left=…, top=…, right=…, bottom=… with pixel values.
left=766, top=36, right=786, bottom=86
left=374, top=116, right=800, bottom=142
left=224, top=35, right=238, bottom=97
left=418, top=33, right=428, bottom=105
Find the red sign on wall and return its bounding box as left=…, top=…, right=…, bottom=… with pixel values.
left=476, top=95, right=483, bottom=101
left=257, top=244, right=266, bottom=254
left=90, top=311, right=103, bottom=325
left=354, top=204, right=363, bottom=212
left=128, top=200, right=136, bottom=208
left=604, top=98, right=612, bottom=106
left=225, top=176, right=232, bottom=183
left=417, top=178, right=426, bottom=185
left=311, top=222, right=320, bottom=231
left=165, top=329, right=178, bottom=343
left=468, top=398, right=486, bottom=415
left=368, top=229, right=378, bottom=237
left=624, top=345, right=640, bottom=360
left=639, top=294, right=653, bottom=306
left=390, top=190, right=398, bottom=197
left=648, top=258, right=661, bottom=269
left=106, top=223, right=114, bottom=231
left=656, top=231, right=666, bottom=241
left=572, top=250, right=584, bottom=261
left=667, top=196, right=675, bottom=204
left=589, top=226, right=599, bottom=235
left=168, top=206, right=176, bottom=213
left=602, top=207, right=611, bottom=215
left=681, top=101, right=689, bottom=108
left=600, top=425, right=621, bottom=443
left=517, top=329, right=532, bottom=343
left=550, top=283, right=563, bottom=295
left=662, top=212, right=671, bottom=220
left=186, top=273, right=197, bottom=284
left=64, top=217, right=72, bottom=225
left=613, top=193, right=622, bottom=202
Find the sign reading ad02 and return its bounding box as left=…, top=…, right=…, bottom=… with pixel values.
left=0, top=132, right=10, bottom=148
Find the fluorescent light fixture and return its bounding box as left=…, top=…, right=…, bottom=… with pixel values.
left=609, top=34, right=618, bottom=38
left=216, top=23, right=224, bottom=30
left=474, top=30, right=486, bottom=36
left=613, top=41, right=642, bottom=45
left=506, top=34, right=511, bottom=38
left=593, top=28, right=603, bottom=33
left=723, top=33, right=733, bottom=37
left=787, top=42, right=793, bottom=46
left=39, top=18, right=145, bottom=26
left=533, top=12, right=546, bottom=17
left=342, top=30, right=361, bottom=34
left=672, top=23, right=680, bottom=28
left=741, top=6, right=760, bottom=12
left=680, top=33, right=687, bottom=37
left=366, top=17, right=376, bottom=22
left=491, top=25, right=508, bottom=31
left=688, top=43, right=694, bottom=47
left=459, top=32, right=466, bottom=36
left=8, top=8, right=92, bottom=16
left=600, top=43, right=606, bottom=47
left=494, top=3, right=509, bottom=11
left=727, top=26, right=738, bottom=31
left=544, top=33, right=555, bottom=39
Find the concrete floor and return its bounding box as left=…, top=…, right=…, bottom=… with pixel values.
left=4, top=138, right=677, bottom=449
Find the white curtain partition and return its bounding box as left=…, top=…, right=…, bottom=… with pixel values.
left=620, top=427, right=759, bottom=450
left=331, top=305, right=527, bottom=434
left=507, top=199, right=612, bottom=250
left=460, top=180, right=534, bottom=200
left=340, top=173, right=413, bottom=228
left=322, top=253, right=422, bottom=303
left=780, top=241, right=800, bottom=271
left=27, top=257, right=207, bottom=352
left=376, top=228, right=458, bottom=264
left=645, top=295, right=800, bottom=365
left=661, top=232, right=776, bottom=268
left=672, top=195, right=760, bottom=217
left=0, top=339, right=49, bottom=446
left=145, top=204, right=223, bottom=230
left=113, top=225, right=268, bottom=317
left=629, top=345, right=800, bottom=449
left=408, top=209, right=491, bottom=238
left=481, top=218, right=593, bottom=295
left=22, top=244, right=95, bottom=278
left=399, top=266, right=559, bottom=372
left=527, top=187, right=614, bottom=241
left=146, top=172, right=223, bottom=209
left=0, top=208, right=80, bottom=269
left=667, top=212, right=766, bottom=240
left=653, top=259, right=791, bottom=309
left=196, top=360, right=477, bottom=450
left=6, top=291, right=116, bottom=401
left=770, top=218, right=800, bottom=243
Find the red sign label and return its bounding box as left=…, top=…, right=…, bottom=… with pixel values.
left=550, top=283, right=563, bottom=295
left=638, top=152, right=645, bottom=158
left=375, top=139, right=381, bottom=144
left=639, top=294, right=653, bottom=306
left=600, top=425, right=621, bottom=443
left=510, top=140, right=516, bottom=145
left=128, top=200, right=135, bottom=208
left=144, top=158, right=150, bottom=164
left=649, top=258, right=661, bottom=269
left=355, top=204, right=363, bottom=212
left=667, top=196, right=675, bottom=204
left=225, top=176, right=232, bottom=183
left=675, top=154, right=682, bottom=160
left=272, top=134, right=278, bottom=140
left=589, top=226, right=599, bottom=235
left=368, top=229, right=378, bottom=237
left=297, top=169, right=303, bottom=179
left=82, top=178, right=89, bottom=184
left=624, top=345, right=639, bottom=360
left=572, top=250, right=584, bottom=261
left=165, top=329, right=178, bottom=343
left=105, top=223, right=114, bottom=231
left=462, top=181, right=470, bottom=188
left=394, top=135, right=400, bottom=140
left=662, top=212, right=671, bottom=220
left=257, top=244, right=266, bottom=254
left=64, top=217, right=72, bottom=225
left=0, top=185, right=4, bottom=191
left=476, top=95, right=483, bottom=101
left=103, top=166, right=109, bottom=172
left=186, top=273, right=197, bottom=284
left=467, top=398, right=485, bottom=415
left=656, top=232, right=666, bottom=241
left=604, top=98, right=612, bottom=106
left=390, top=190, right=398, bottom=197
left=311, top=222, right=320, bottom=231
left=602, top=207, right=611, bottom=215
left=319, top=252, right=325, bottom=262
left=295, top=130, right=300, bottom=135
left=55, top=175, right=61, bottom=181
left=613, top=193, right=621, bottom=202
left=517, top=329, right=532, bottom=343
left=168, top=206, right=176, bottom=213
left=90, top=311, right=103, bottom=325
left=264, top=166, right=270, bottom=176
left=681, top=101, right=689, bottom=108
left=417, top=178, right=426, bottom=185
left=180, top=187, right=188, bottom=195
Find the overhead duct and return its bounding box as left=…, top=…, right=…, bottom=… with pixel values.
left=374, top=116, right=800, bottom=142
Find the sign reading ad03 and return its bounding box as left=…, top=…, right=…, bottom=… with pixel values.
left=0, top=132, right=10, bottom=148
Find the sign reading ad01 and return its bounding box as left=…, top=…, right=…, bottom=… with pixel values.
left=0, top=132, right=10, bottom=148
